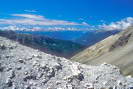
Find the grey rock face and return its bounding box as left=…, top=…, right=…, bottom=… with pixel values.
left=0, top=36, right=133, bottom=89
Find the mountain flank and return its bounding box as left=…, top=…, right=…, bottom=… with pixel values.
left=71, top=26, right=133, bottom=76
left=74, top=30, right=120, bottom=46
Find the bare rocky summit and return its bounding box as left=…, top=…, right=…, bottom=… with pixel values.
left=0, top=36, right=133, bottom=89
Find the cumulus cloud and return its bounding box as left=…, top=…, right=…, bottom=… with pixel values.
left=100, top=17, right=133, bottom=30
left=0, top=14, right=84, bottom=26
left=0, top=25, right=29, bottom=31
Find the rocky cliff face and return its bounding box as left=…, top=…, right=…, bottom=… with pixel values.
left=0, top=36, right=133, bottom=89
left=71, top=27, right=133, bottom=76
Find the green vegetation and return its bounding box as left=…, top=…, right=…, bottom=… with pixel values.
left=0, top=30, right=85, bottom=58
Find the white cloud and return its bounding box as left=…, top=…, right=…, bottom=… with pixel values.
left=0, top=25, right=83, bottom=31
left=46, top=27, right=79, bottom=31
left=0, top=14, right=83, bottom=26
left=12, top=14, right=45, bottom=20
left=24, top=10, right=37, bottom=13
left=0, top=25, right=29, bottom=31
left=100, top=17, right=133, bottom=30
left=82, top=22, right=89, bottom=26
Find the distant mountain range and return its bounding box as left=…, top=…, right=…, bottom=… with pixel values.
left=16, top=30, right=87, bottom=42
left=73, top=30, right=120, bottom=46
left=0, top=30, right=85, bottom=58
left=16, top=30, right=120, bottom=46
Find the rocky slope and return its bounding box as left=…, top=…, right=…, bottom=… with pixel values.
left=0, top=36, right=133, bottom=89
left=71, top=26, right=133, bottom=76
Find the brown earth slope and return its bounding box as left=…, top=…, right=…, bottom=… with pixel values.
left=71, top=27, right=133, bottom=75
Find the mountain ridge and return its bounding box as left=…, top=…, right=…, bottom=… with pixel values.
left=74, top=30, right=120, bottom=46
left=71, top=26, right=133, bottom=76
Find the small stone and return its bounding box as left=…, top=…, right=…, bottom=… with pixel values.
left=6, top=67, right=12, bottom=71
left=5, top=55, right=10, bottom=58
left=9, top=46, right=14, bottom=49
left=42, top=78, right=49, bottom=84
left=77, top=73, right=84, bottom=81
left=53, top=63, right=62, bottom=71
left=37, top=73, right=43, bottom=79
left=24, top=85, right=31, bottom=89
left=23, top=75, right=36, bottom=82
left=0, top=64, right=4, bottom=72
left=102, top=81, right=107, bottom=85
left=18, top=59, right=24, bottom=63
left=0, top=67, right=4, bottom=72
left=24, top=71, right=28, bottom=75
left=12, top=84, right=17, bottom=89
left=56, top=81, right=61, bottom=85
left=70, top=64, right=81, bottom=76
left=29, top=81, right=37, bottom=86
left=0, top=44, right=6, bottom=50
left=5, top=78, right=13, bottom=87
left=27, top=57, right=32, bottom=60
left=117, top=80, right=123, bottom=86
left=66, top=84, right=74, bottom=89
left=32, top=60, right=40, bottom=67
left=32, top=54, right=38, bottom=58
left=8, top=70, right=15, bottom=79
left=85, top=83, right=94, bottom=89
left=47, top=68, right=55, bottom=78
left=16, top=66, right=21, bottom=70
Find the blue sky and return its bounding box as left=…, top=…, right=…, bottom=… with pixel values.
left=0, top=0, right=133, bottom=31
